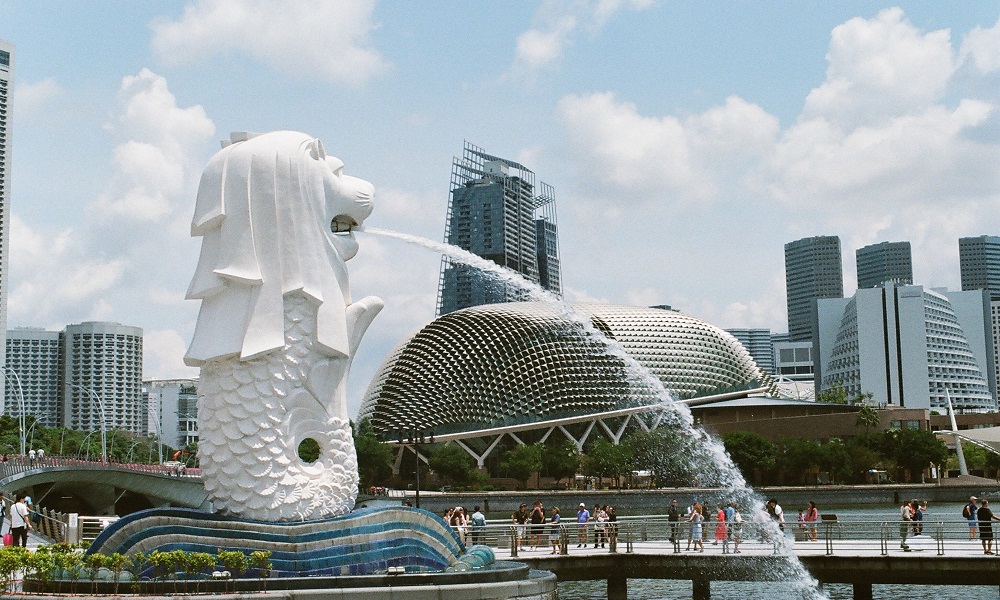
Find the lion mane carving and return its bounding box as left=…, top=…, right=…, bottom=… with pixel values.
left=185, top=131, right=383, bottom=521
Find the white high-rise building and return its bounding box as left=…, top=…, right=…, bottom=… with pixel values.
left=816, top=284, right=996, bottom=412
left=0, top=41, right=14, bottom=404
left=63, top=322, right=144, bottom=432
left=5, top=328, right=62, bottom=427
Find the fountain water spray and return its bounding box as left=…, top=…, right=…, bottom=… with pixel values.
left=361, top=226, right=827, bottom=598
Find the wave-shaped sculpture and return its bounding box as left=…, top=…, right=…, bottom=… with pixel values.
left=88, top=507, right=474, bottom=576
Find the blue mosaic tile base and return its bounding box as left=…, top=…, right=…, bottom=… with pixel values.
left=87, top=506, right=493, bottom=577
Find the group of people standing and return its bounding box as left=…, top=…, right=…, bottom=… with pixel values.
left=443, top=505, right=487, bottom=545
left=511, top=500, right=572, bottom=554
left=573, top=503, right=617, bottom=549
left=963, top=496, right=1000, bottom=555
left=667, top=497, right=745, bottom=554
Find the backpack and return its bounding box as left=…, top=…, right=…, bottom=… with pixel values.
left=963, top=504, right=972, bottom=519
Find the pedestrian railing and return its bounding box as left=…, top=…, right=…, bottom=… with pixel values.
left=465, top=517, right=997, bottom=558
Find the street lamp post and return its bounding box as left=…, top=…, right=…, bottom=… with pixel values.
left=69, top=384, right=108, bottom=464
left=397, top=429, right=434, bottom=509
left=149, top=409, right=164, bottom=465
left=2, top=369, right=26, bottom=457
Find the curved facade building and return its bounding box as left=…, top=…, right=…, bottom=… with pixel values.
left=818, top=284, right=996, bottom=412
left=359, top=302, right=774, bottom=438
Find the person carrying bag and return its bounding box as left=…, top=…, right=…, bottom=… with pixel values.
left=9, top=493, right=31, bottom=547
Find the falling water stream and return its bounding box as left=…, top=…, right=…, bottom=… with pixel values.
left=359, top=226, right=827, bottom=599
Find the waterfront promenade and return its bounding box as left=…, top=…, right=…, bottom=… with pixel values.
left=471, top=519, right=1000, bottom=600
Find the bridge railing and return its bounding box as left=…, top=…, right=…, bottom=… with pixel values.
left=0, top=456, right=202, bottom=482
left=463, top=517, right=989, bottom=557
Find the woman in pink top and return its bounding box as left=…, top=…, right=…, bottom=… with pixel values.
left=804, top=500, right=819, bottom=541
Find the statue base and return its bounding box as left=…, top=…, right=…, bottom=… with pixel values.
left=88, top=506, right=493, bottom=577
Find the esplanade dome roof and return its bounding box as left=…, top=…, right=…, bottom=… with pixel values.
left=358, top=302, right=774, bottom=438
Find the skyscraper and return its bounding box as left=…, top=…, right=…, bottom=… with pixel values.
left=437, top=142, right=561, bottom=315
left=5, top=328, right=63, bottom=427
left=0, top=41, right=13, bottom=405
left=784, top=236, right=843, bottom=342
left=62, top=322, right=144, bottom=433
left=959, top=235, right=1000, bottom=301
left=856, top=241, right=913, bottom=289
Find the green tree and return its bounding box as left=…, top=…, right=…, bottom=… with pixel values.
left=582, top=439, right=632, bottom=488
left=623, top=428, right=693, bottom=487
left=540, top=440, right=580, bottom=487
left=855, top=405, right=880, bottom=432
left=499, top=443, right=543, bottom=488
left=887, top=428, right=948, bottom=483
left=819, top=438, right=852, bottom=483
left=816, top=383, right=848, bottom=404
left=428, top=444, right=477, bottom=486
left=721, top=431, right=777, bottom=484
left=354, top=420, right=394, bottom=488
left=779, top=438, right=822, bottom=483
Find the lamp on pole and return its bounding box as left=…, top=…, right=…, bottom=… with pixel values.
left=397, top=429, right=434, bottom=509
left=69, top=384, right=108, bottom=464
left=149, top=408, right=163, bottom=465
left=2, top=368, right=26, bottom=457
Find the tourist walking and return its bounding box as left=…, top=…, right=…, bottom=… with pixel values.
left=714, top=504, right=727, bottom=551
left=668, top=499, right=681, bottom=553
left=899, top=499, right=912, bottom=551
left=576, top=503, right=590, bottom=548
left=910, top=500, right=923, bottom=536
left=766, top=498, right=785, bottom=554
left=9, top=493, right=30, bottom=548
left=469, top=505, right=486, bottom=545
left=965, top=496, right=979, bottom=539
left=685, top=498, right=698, bottom=551
left=689, top=503, right=704, bottom=552
left=978, top=499, right=1000, bottom=554
left=548, top=507, right=561, bottom=554
left=731, top=504, right=743, bottom=554
left=804, top=501, right=819, bottom=542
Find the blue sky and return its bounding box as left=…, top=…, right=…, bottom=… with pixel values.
left=4, top=1, right=1000, bottom=418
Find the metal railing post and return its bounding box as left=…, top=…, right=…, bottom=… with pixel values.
left=560, top=524, right=569, bottom=555
left=824, top=521, right=833, bottom=556
left=640, top=521, right=648, bottom=542
left=879, top=522, right=888, bottom=556
left=935, top=521, right=944, bottom=556
left=510, top=527, right=518, bottom=558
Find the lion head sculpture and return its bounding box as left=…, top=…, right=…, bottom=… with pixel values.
left=184, top=131, right=375, bottom=366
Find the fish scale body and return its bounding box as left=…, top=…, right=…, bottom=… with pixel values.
left=198, top=293, right=358, bottom=521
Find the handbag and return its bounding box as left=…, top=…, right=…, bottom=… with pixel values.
left=2, top=533, right=12, bottom=546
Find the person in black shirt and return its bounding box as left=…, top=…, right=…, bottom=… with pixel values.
left=978, top=499, right=1000, bottom=555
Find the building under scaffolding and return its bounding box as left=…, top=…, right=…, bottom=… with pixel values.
left=437, top=142, right=561, bottom=315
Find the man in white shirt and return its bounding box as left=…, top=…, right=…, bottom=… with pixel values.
left=10, top=493, right=31, bottom=547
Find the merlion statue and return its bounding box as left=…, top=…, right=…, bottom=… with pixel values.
left=184, top=131, right=383, bottom=521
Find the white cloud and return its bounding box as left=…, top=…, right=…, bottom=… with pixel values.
left=803, top=8, right=955, bottom=129
left=511, top=0, right=654, bottom=74
left=9, top=70, right=212, bottom=378
left=150, top=0, right=389, bottom=85
left=961, top=17, right=1000, bottom=72
left=557, top=92, right=776, bottom=207
left=144, top=329, right=199, bottom=380
left=92, top=69, right=215, bottom=222
left=515, top=17, right=577, bottom=71
left=12, top=78, right=62, bottom=120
